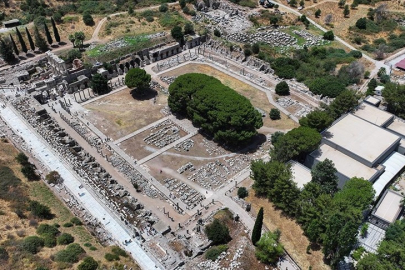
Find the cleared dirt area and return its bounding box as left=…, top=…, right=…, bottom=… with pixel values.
left=160, top=63, right=298, bottom=131
left=246, top=190, right=330, bottom=270
left=0, top=140, right=139, bottom=269
left=84, top=89, right=168, bottom=140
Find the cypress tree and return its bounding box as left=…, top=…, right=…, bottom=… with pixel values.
left=26, top=27, right=35, bottom=51
left=51, top=17, right=60, bottom=43
left=0, top=38, right=16, bottom=63
left=9, top=34, right=19, bottom=56
left=34, top=26, right=48, bottom=52
left=43, top=22, right=53, bottom=45
left=15, top=27, right=27, bottom=53
left=252, top=207, right=264, bottom=245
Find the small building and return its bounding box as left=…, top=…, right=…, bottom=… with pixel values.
left=364, top=96, right=381, bottom=107
left=353, top=102, right=394, bottom=127
left=2, top=19, right=20, bottom=28
left=370, top=189, right=403, bottom=229
left=395, top=58, right=405, bottom=71
left=149, top=42, right=181, bottom=62
left=289, top=161, right=312, bottom=189
left=184, top=34, right=201, bottom=49
left=375, top=85, right=385, bottom=96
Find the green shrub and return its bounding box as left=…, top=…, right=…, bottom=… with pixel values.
left=54, top=243, right=85, bottom=263
left=205, top=219, right=231, bottom=245
left=29, top=201, right=53, bottom=219
left=42, top=233, right=57, bottom=248
left=70, top=217, right=83, bottom=226
left=36, top=224, right=60, bottom=236
left=89, top=246, right=97, bottom=251
left=270, top=109, right=281, bottom=120
left=78, top=256, right=98, bottom=270
left=63, top=222, right=73, bottom=228
left=84, top=242, right=92, bottom=247
left=214, top=29, right=221, bottom=37
left=111, top=246, right=128, bottom=257
left=323, top=31, right=334, bottom=41
left=237, top=187, right=249, bottom=199
left=0, top=246, right=9, bottom=261
left=275, top=81, right=290, bottom=96
left=351, top=246, right=365, bottom=261
left=104, top=253, right=120, bottom=261
left=57, top=233, right=75, bottom=245
left=145, top=16, right=154, bottom=22
left=205, top=245, right=228, bottom=260
left=349, top=50, right=362, bottom=59
left=159, top=4, right=168, bottom=12
left=22, top=236, right=44, bottom=254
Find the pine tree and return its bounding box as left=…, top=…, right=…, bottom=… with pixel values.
left=51, top=17, right=60, bottom=43
left=252, top=207, right=264, bottom=245
left=9, top=34, right=19, bottom=56
left=43, top=22, right=53, bottom=45
left=15, top=27, right=27, bottom=53
left=34, top=26, right=48, bottom=52
left=0, top=38, right=16, bottom=63
left=26, top=27, right=35, bottom=51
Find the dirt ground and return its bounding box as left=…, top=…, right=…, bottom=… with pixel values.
left=84, top=88, right=168, bottom=140
left=160, top=63, right=298, bottom=131
left=0, top=140, right=139, bottom=270
left=246, top=190, right=330, bottom=270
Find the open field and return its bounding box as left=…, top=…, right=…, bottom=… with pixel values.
left=0, top=139, right=139, bottom=269
left=246, top=189, right=329, bottom=270
left=84, top=88, right=168, bottom=140
left=160, top=63, right=298, bottom=131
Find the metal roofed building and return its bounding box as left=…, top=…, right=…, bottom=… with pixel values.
left=289, top=161, right=312, bottom=189
left=370, top=189, right=404, bottom=229
left=321, top=114, right=400, bottom=168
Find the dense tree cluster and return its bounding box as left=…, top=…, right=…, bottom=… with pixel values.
left=124, top=68, right=151, bottom=90
left=299, top=110, right=333, bottom=132
left=382, top=83, right=405, bottom=118
left=265, top=47, right=362, bottom=98
left=251, top=155, right=375, bottom=267
left=91, top=74, right=109, bottom=95
left=205, top=219, right=231, bottom=245
left=168, top=74, right=263, bottom=146
left=270, top=126, right=322, bottom=162
left=255, top=230, right=284, bottom=263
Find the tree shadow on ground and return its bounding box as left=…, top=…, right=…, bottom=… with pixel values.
left=130, top=87, right=157, bottom=101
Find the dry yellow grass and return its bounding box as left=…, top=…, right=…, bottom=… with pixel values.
left=0, top=140, right=139, bottom=269
left=246, top=189, right=330, bottom=270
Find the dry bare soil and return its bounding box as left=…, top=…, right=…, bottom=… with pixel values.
left=246, top=190, right=330, bottom=270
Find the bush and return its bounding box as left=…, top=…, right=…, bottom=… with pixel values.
left=269, top=109, right=281, bottom=120
left=252, top=43, right=260, bottom=54
left=82, top=12, right=94, bottom=26
left=29, top=201, right=53, bottom=219
left=145, top=16, right=154, bottom=22
left=356, top=17, right=367, bottom=29
left=349, top=50, right=362, bottom=59
left=36, top=224, right=60, bottom=237
left=78, top=256, right=98, bottom=270
left=159, top=4, right=168, bottom=12
left=323, top=31, right=334, bottom=41
left=275, top=81, right=290, bottom=96
left=205, top=245, right=228, bottom=261
left=70, top=217, right=82, bottom=226
left=205, top=219, right=231, bottom=245
left=105, top=253, right=120, bottom=261
left=89, top=246, right=97, bottom=251
left=63, top=222, right=73, bottom=228
left=351, top=246, right=365, bottom=261
left=42, top=233, right=57, bottom=248
left=57, top=233, right=75, bottom=245
left=64, top=49, right=82, bottom=64
left=54, top=243, right=85, bottom=263
left=0, top=246, right=9, bottom=261
left=22, top=236, right=44, bottom=254
left=214, top=29, right=221, bottom=37
left=111, top=246, right=128, bottom=257
left=237, top=187, right=249, bottom=199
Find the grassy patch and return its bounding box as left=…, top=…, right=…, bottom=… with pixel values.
left=158, top=11, right=188, bottom=28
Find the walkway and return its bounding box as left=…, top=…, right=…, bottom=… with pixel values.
left=0, top=105, right=162, bottom=270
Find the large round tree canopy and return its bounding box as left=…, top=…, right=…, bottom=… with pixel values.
left=168, top=73, right=263, bottom=146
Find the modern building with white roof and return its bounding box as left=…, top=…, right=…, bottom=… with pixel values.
left=305, top=102, right=405, bottom=197
left=370, top=189, right=403, bottom=229
left=289, top=161, right=312, bottom=189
